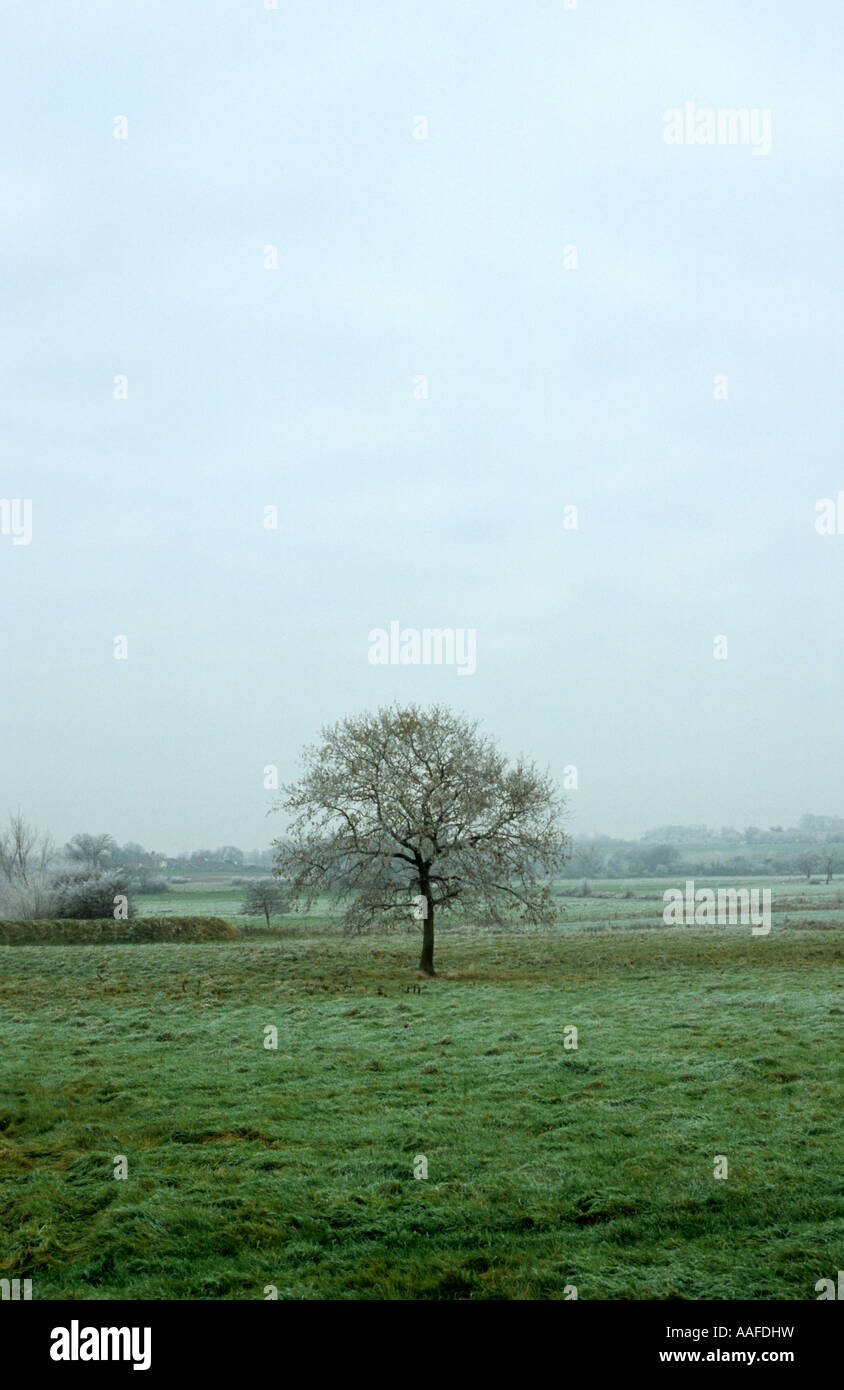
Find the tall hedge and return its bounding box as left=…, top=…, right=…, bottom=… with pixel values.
left=0, top=917, right=241, bottom=944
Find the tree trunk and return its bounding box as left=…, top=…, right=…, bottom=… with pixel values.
left=264, top=906, right=270, bottom=927
left=418, top=888, right=435, bottom=976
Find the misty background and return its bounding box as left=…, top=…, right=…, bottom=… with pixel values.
left=2, top=0, right=842, bottom=854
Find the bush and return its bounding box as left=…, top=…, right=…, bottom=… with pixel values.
left=52, top=869, right=134, bottom=920
left=0, top=916, right=241, bottom=944
left=0, top=874, right=57, bottom=921
left=131, top=876, right=169, bottom=895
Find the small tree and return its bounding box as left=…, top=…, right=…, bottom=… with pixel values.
left=0, top=812, right=56, bottom=919
left=241, top=879, right=288, bottom=927
left=795, top=850, right=820, bottom=882
left=0, top=811, right=54, bottom=887
left=820, top=848, right=841, bottom=885
left=272, top=703, right=568, bottom=975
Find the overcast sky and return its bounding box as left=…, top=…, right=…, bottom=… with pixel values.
left=2, top=0, right=842, bottom=853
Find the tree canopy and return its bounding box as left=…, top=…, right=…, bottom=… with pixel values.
left=272, top=703, right=568, bottom=974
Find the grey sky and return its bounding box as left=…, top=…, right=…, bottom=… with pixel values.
left=2, top=0, right=842, bottom=853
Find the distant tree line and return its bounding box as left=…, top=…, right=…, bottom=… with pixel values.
left=3, top=807, right=842, bottom=924
left=565, top=818, right=844, bottom=883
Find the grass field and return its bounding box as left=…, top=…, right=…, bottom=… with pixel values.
left=1, top=879, right=842, bottom=1300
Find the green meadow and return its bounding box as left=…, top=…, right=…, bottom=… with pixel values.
left=1, top=879, right=841, bottom=1300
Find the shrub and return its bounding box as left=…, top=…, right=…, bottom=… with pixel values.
left=0, top=916, right=241, bottom=944
left=0, top=873, right=57, bottom=921
left=51, top=869, right=134, bottom=920
left=131, top=876, right=169, bottom=895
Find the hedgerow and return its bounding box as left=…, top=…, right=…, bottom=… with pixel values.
left=0, top=916, right=240, bottom=944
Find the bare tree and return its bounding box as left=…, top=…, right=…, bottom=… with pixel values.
left=820, top=848, right=841, bottom=885
left=272, top=703, right=568, bottom=975
left=241, top=880, right=288, bottom=927
left=0, top=811, right=54, bottom=887
left=65, top=833, right=117, bottom=871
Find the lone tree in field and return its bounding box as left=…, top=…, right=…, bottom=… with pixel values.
left=241, top=879, right=289, bottom=927
left=271, top=704, right=568, bottom=975
left=820, top=848, right=841, bottom=885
